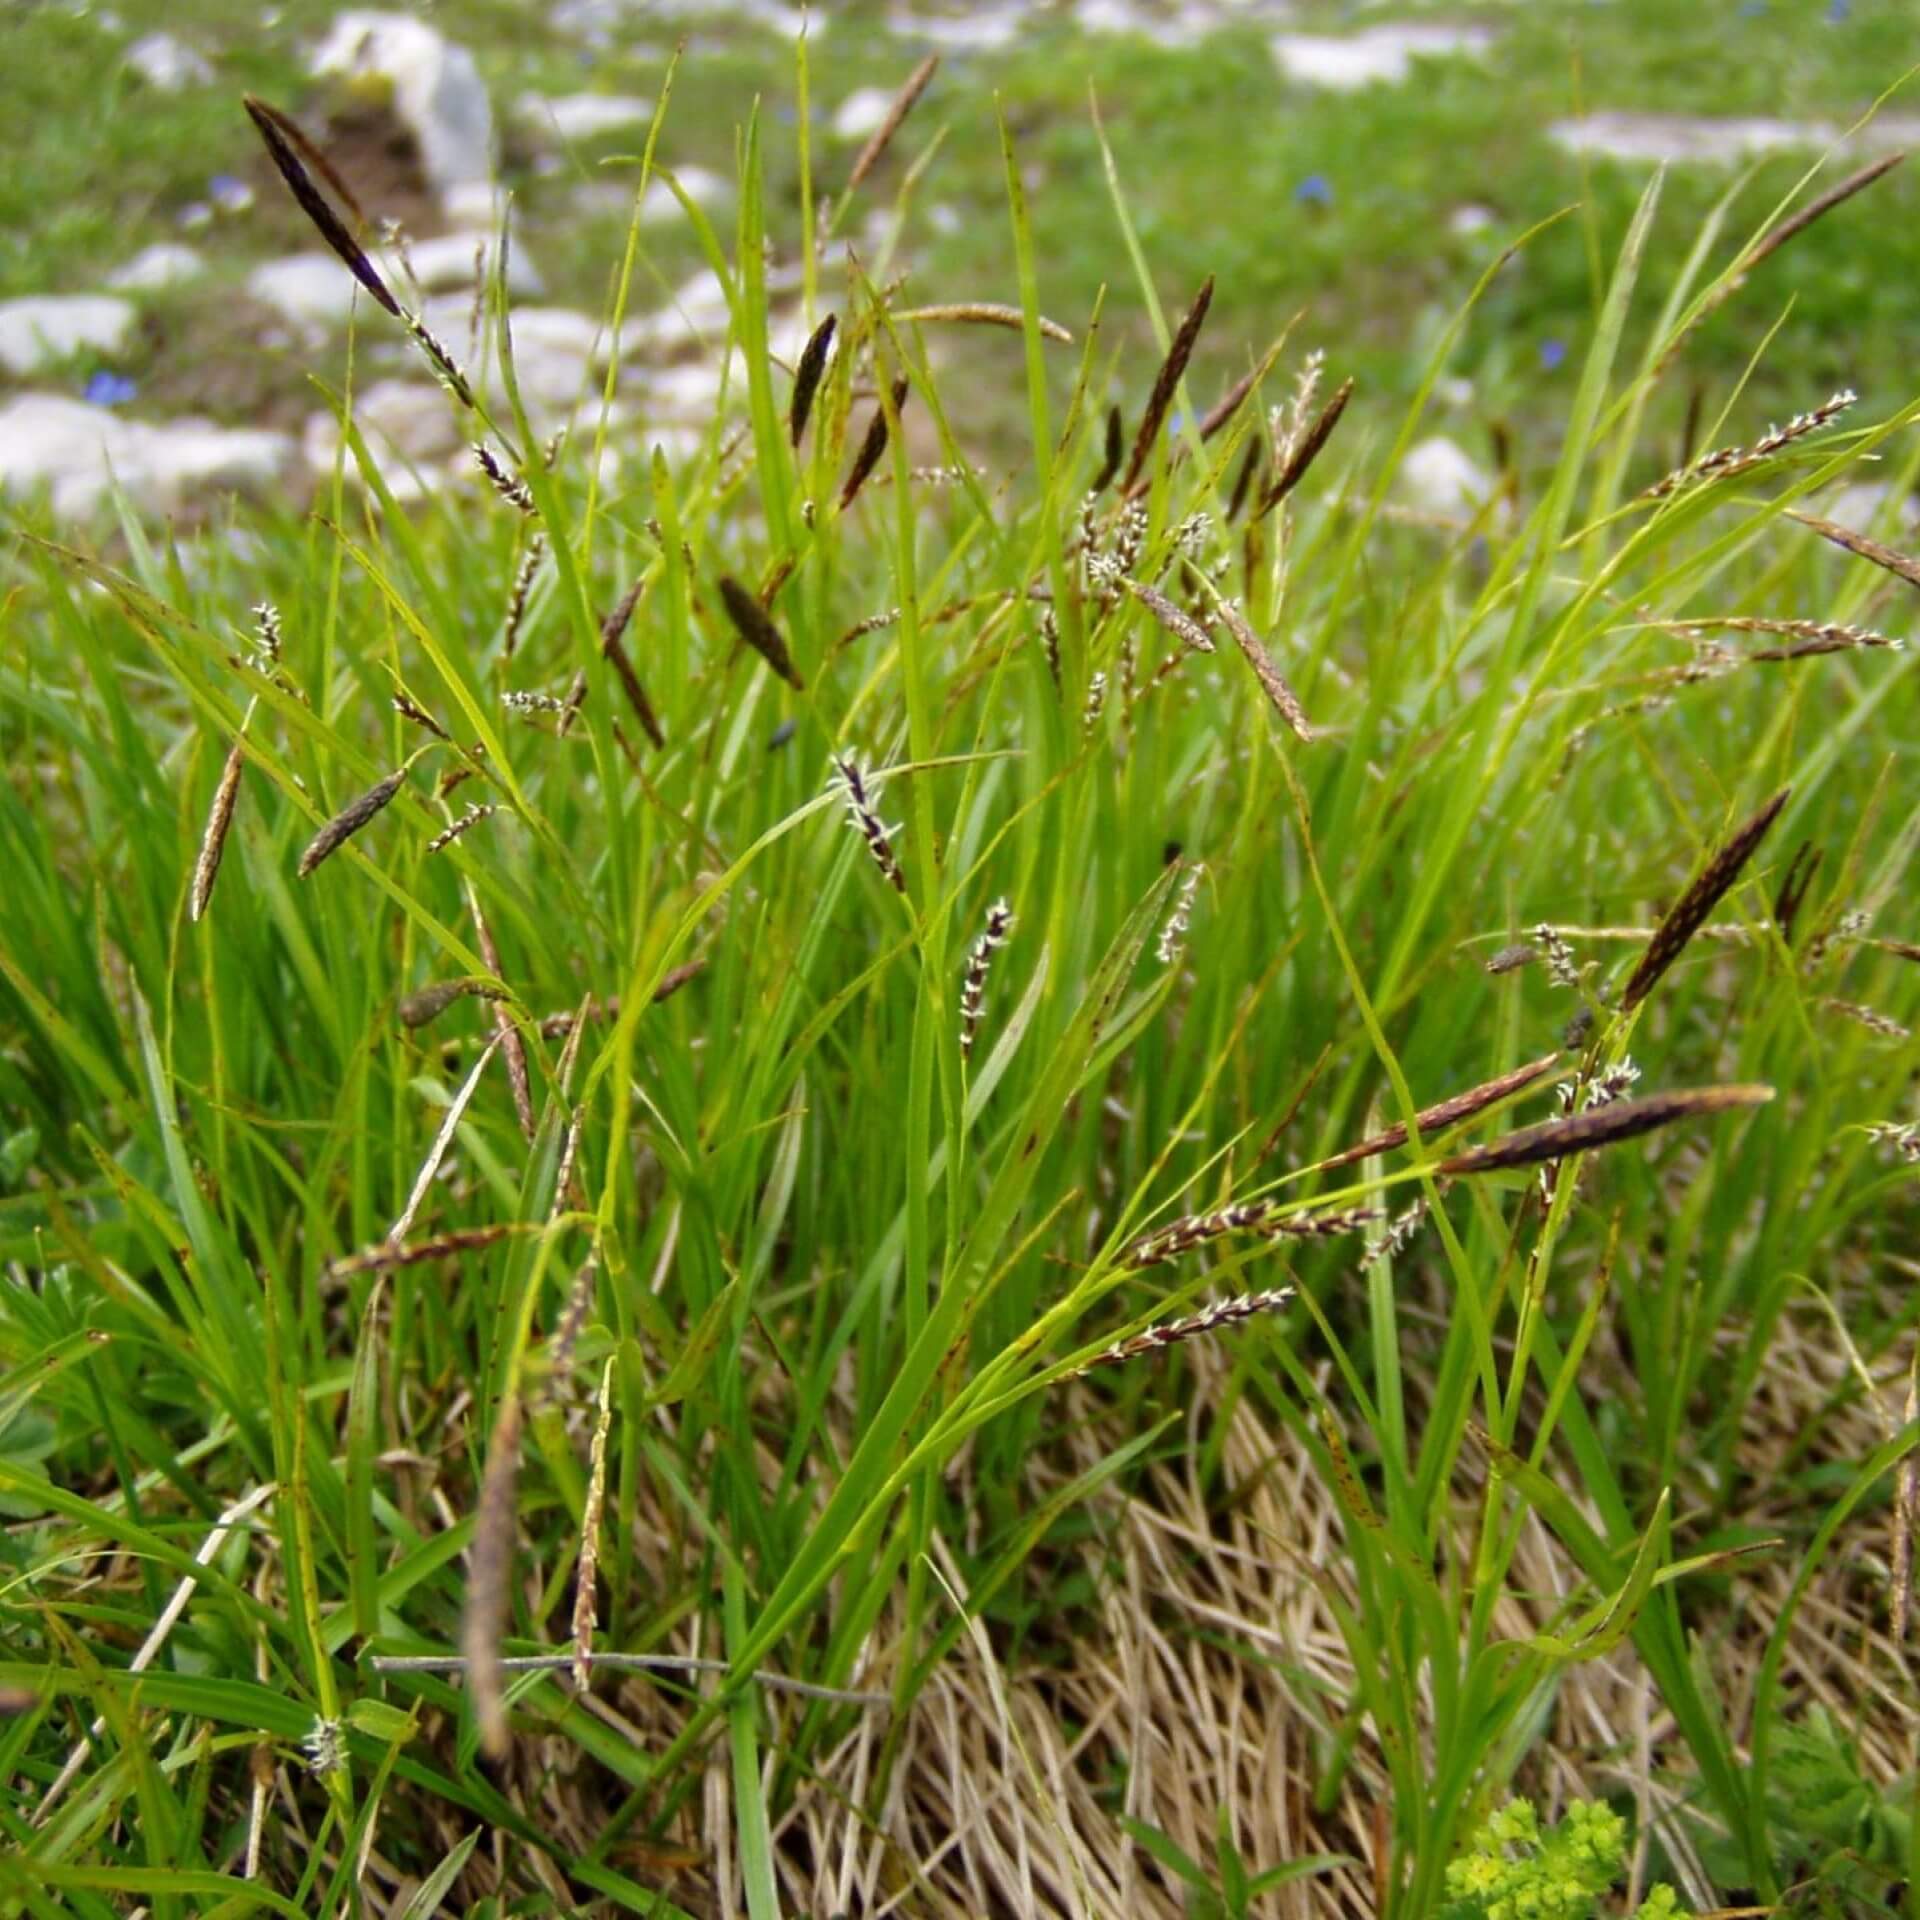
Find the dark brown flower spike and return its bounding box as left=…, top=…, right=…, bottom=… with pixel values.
left=243, top=95, right=401, bottom=318
left=839, top=377, right=910, bottom=510
left=1123, top=275, right=1214, bottom=492
left=1091, top=403, right=1123, bottom=495
left=1215, top=597, right=1314, bottom=741
left=1226, top=434, right=1264, bottom=521
left=1620, top=788, right=1789, bottom=1011
left=297, top=765, right=410, bottom=877
left=1253, top=377, right=1353, bottom=520
left=789, top=313, right=836, bottom=448
left=844, top=54, right=939, bottom=200
left=1316, top=1050, right=1563, bottom=1172
left=1741, top=151, right=1907, bottom=278
left=1436, top=1083, right=1773, bottom=1176
left=718, top=575, right=804, bottom=689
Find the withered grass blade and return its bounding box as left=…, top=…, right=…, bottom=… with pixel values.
left=462, top=1394, right=523, bottom=1760
left=718, top=576, right=804, bottom=688
left=1123, top=275, right=1214, bottom=492
left=243, top=94, right=401, bottom=317
left=789, top=313, right=836, bottom=448
left=1790, top=511, right=1920, bottom=594
left=1253, top=377, right=1353, bottom=520
left=1620, top=788, right=1789, bottom=1011
left=1316, top=1051, right=1562, bottom=1172
left=844, top=53, right=939, bottom=200
left=1437, top=1084, right=1773, bottom=1176
left=297, top=767, right=407, bottom=877
left=1215, top=598, right=1314, bottom=741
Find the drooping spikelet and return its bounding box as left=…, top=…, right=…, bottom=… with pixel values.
left=1435, top=1084, right=1774, bottom=1175
left=831, top=755, right=907, bottom=893
left=189, top=737, right=247, bottom=923
left=1123, top=1201, right=1380, bottom=1271
left=474, top=443, right=536, bottom=514
left=1316, top=1051, right=1562, bottom=1171
left=1215, top=597, right=1314, bottom=741
left=297, top=766, right=408, bottom=877
left=959, top=899, right=1014, bottom=1061
left=843, top=53, right=939, bottom=200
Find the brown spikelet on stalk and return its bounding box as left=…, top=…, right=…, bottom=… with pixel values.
left=838, top=377, right=909, bottom=510
left=718, top=575, right=804, bottom=688
left=396, top=977, right=508, bottom=1030
left=789, top=313, right=836, bottom=448
left=1123, top=1201, right=1379, bottom=1271
left=1790, top=510, right=1920, bottom=594
left=1747, top=151, right=1908, bottom=274
left=546, top=1252, right=598, bottom=1394
left=1773, top=840, right=1822, bottom=939
left=1199, top=361, right=1263, bottom=442
left=559, top=578, right=666, bottom=749
left=1649, top=615, right=1901, bottom=659
left=463, top=1394, right=523, bottom=1760
left=895, top=302, right=1073, bottom=344
left=297, top=766, right=408, bottom=877
left=1123, top=275, right=1214, bottom=492
left=572, top=1360, right=615, bottom=1689
left=1091, top=404, right=1123, bottom=494
left=843, top=53, right=939, bottom=199
left=1253, top=377, right=1353, bottom=520
left=1437, top=1083, right=1774, bottom=1176
left=1620, top=788, right=1790, bottom=1011
left=243, top=95, right=401, bottom=317
left=1316, top=1051, right=1563, bottom=1173
left=189, top=737, right=246, bottom=922
left=467, top=898, right=534, bottom=1143
left=327, top=1222, right=523, bottom=1280
left=392, top=690, right=450, bottom=741
left=532, top=961, right=705, bottom=1038
left=1215, top=597, right=1314, bottom=741
left=1122, top=577, right=1217, bottom=655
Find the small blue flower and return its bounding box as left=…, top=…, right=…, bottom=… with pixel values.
left=84, top=371, right=137, bottom=407
left=1736, top=0, right=1767, bottom=14
left=1294, top=172, right=1334, bottom=208
left=1166, top=408, right=1190, bottom=441
left=1826, top=0, right=1849, bottom=19
left=1539, top=336, right=1568, bottom=372
left=208, top=172, right=254, bottom=214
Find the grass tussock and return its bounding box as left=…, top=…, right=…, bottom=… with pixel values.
left=3, top=40, right=1920, bottom=1920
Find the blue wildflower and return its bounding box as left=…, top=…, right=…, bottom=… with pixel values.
left=1826, top=0, right=1849, bottom=18
left=208, top=172, right=255, bottom=214
left=1539, top=337, right=1568, bottom=372
left=1294, top=172, right=1334, bottom=208
left=84, top=371, right=137, bottom=407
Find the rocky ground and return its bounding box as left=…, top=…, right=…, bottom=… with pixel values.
left=2, top=0, right=1915, bottom=527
